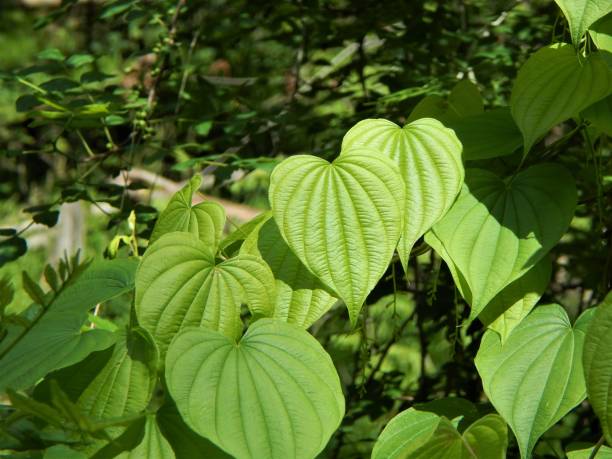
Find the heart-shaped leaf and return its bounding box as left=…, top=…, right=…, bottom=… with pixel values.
left=431, top=164, right=576, bottom=317
left=475, top=305, right=594, bottom=458
left=554, top=0, right=612, bottom=46
left=341, top=118, right=463, bottom=270
left=511, top=45, right=612, bottom=153
left=583, top=292, right=612, bottom=445
left=240, top=213, right=337, bottom=328
left=269, top=152, right=405, bottom=323
left=590, top=13, right=612, bottom=52
left=150, top=175, right=225, bottom=248
left=165, top=318, right=345, bottom=459
left=372, top=407, right=507, bottom=459
left=0, top=258, right=138, bottom=392
left=135, top=232, right=275, bottom=356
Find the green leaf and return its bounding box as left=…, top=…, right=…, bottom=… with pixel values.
left=165, top=319, right=345, bottom=459
left=554, top=0, right=612, bottom=46
left=447, top=80, right=484, bottom=119
left=583, top=94, right=612, bottom=136
left=66, top=53, right=95, bottom=68
left=269, top=152, right=405, bottom=323
left=511, top=45, right=612, bottom=153
left=118, top=415, right=175, bottom=459
left=37, top=48, right=65, bottom=61
left=567, top=444, right=612, bottom=458
left=219, top=211, right=269, bottom=256
left=431, top=164, right=576, bottom=319
left=590, top=13, right=612, bottom=52
left=135, top=232, right=275, bottom=356
left=240, top=213, right=337, bottom=328
left=150, top=175, right=225, bottom=248
left=341, top=119, right=463, bottom=270
left=0, top=258, right=138, bottom=392
left=371, top=408, right=507, bottom=459
left=447, top=108, right=523, bottom=161
left=475, top=305, right=594, bottom=458
left=479, top=258, right=552, bottom=343
left=407, top=94, right=447, bottom=122
left=22, top=271, right=47, bottom=305
left=583, top=292, right=612, bottom=445
left=0, top=236, right=27, bottom=266
left=44, top=444, right=88, bottom=459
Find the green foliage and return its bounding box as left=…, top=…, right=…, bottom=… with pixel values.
left=553, top=0, right=612, bottom=46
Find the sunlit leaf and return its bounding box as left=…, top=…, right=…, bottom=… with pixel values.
left=165, top=319, right=345, bottom=459
left=554, top=0, right=612, bottom=46
left=118, top=415, right=175, bottom=459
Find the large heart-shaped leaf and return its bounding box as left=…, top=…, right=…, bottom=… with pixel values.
left=135, top=232, right=275, bottom=356
left=0, top=258, right=138, bottom=392
left=240, top=213, right=337, bottom=328
left=431, top=164, right=576, bottom=317
left=447, top=108, right=523, bottom=161
left=341, top=118, right=463, bottom=270
left=269, top=152, right=405, bottom=323
left=165, top=319, right=345, bottom=459
left=511, top=45, right=612, bottom=153
left=554, top=0, right=612, bottom=46
left=475, top=305, right=594, bottom=458
left=371, top=408, right=507, bottom=459
left=583, top=292, right=612, bottom=444
left=149, top=175, right=225, bottom=248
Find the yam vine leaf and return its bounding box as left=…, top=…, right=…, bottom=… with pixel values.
left=240, top=212, right=337, bottom=328
left=511, top=44, right=612, bottom=153
left=553, top=0, right=612, bottom=46
left=589, top=13, right=612, bottom=52
left=269, top=152, right=405, bottom=323
left=371, top=408, right=507, bottom=459
left=431, top=164, right=576, bottom=318
left=118, top=415, right=175, bottom=459
left=135, top=232, right=275, bottom=357
left=165, top=319, right=345, bottom=459
left=583, top=291, right=612, bottom=445
left=0, top=258, right=138, bottom=392
left=475, top=305, right=594, bottom=459
left=149, top=174, right=225, bottom=248
left=341, top=118, right=463, bottom=270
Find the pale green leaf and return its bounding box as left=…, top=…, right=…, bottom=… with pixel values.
left=150, top=175, right=225, bottom=248
left=165, top=318, right=345, bottom=459
left=269, top=152, right=405, bottom=323
left=584, top=292, right=612, bottom=445
left=136, top=232, right=275, bottom=356
left=431, top=164, right=576, bottom=318
left=511, top=45, right=612, bottom=153
left=475, top=305, right=594, bottom=458
left=240, top=213, right=337, bottom=328
left=567, top=444, right=612, bottom=458
left=447, top=108, right=523, bottom=160
left=118, top=415, right=175, bottom=459
left=372, top=408, right=507, bottom=459
left=0, top=258, right=138, bottom=392
left=590, top=13, right=612, bottom=52
left=554, top=0, right=612, bottom=46
left=341, top=119, right=463, bottom=270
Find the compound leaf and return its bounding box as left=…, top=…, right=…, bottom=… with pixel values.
left=341, top=119, right=463, bottom=270
left=511, top=45, right=612, bottom=153
left=269, top=152, right=405, bottom=323
left=431, top=164, right=576, bottom=318
left=475, top=305, right=594, bottom=458
left=150, top=175, right=225, bottom=249
left=240, top=213, right=337, bottom=328
left=136, top=232, right=275, bottom=356
left=0, top=258, right=138, bottom=392
left=165, top=319, right=345, bottom=459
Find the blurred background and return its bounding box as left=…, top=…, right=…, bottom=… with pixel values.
left=1, top=1, right=607, bottom=457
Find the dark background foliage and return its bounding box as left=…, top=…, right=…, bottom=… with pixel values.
left=1, top=1, right=609, bottom=457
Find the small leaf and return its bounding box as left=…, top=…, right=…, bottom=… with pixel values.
left=240, top=213, right=337, bottom=328
left=66, top=53, right=95, bottom=68
left=37, top=48, right=65, bottom=61
left=165, top=319, right=345, bottom=459
left=22, top=271, right=46, bottom=305
left=511, top=45, right=612, bottom=153
left=475, top=305, right=594, bottom=458
left=431, top=164, right=576, bottom=319
left=554, top=0, right=612, bottom=46
left=583, top=292, right=612, bottom=445
left=0, top=236, right=27, bottom=267
left=341, top=119, right=463, bottom=270
left=44, top=265, right=60, bottom=292
left=150, top=175, right=225, bottom=249
left=136, top=232, right=275, bottom=356
left=372, top=407, right=507, bottom=459
left=118, top=415, right=175, bottom=459
left=33, top=209, right=60, bottom=227
left=269, top=152, right=405, bottom=323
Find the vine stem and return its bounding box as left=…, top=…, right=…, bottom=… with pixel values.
left=588, top=435, right=605, bottom=459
